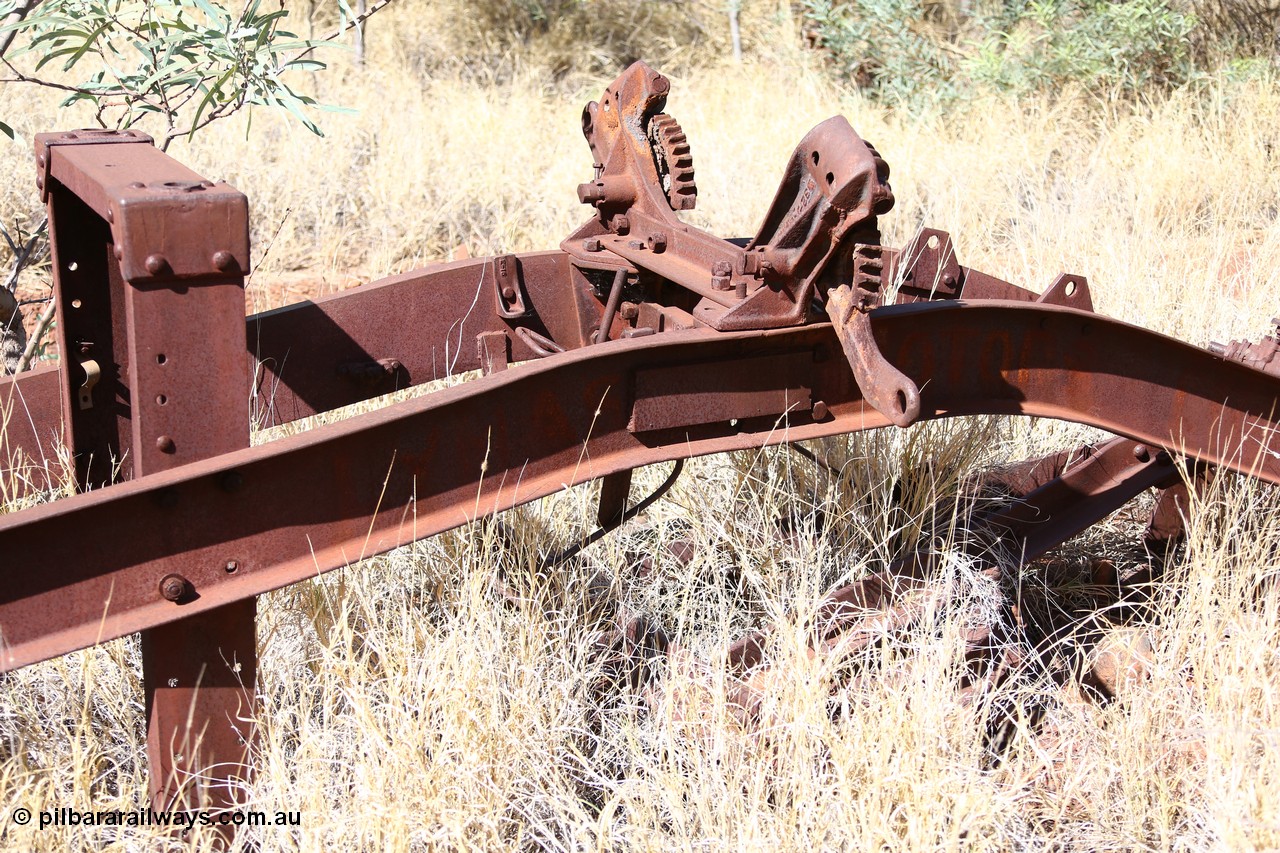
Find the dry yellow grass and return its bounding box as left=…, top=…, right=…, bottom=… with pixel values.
left=2, top=14, right=1280, bottom=850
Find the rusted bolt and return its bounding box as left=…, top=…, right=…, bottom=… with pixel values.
left=159, top=574, right=189, bottom=602
left=577, top=182, right=605, bottom=205
left=128, top=181, right=145, bottom=189
left=220, top=471, right=244, bottom=492
left=619, top=302, right=639, bottom=321
left=63, top=132, right=78, bottom=140
left=628, top=240, right=646, bottom=250
left=942, top=273, right=957, bottom=289
left=647, top=232, right=668, bottom=253
left=144, top=254, right=168, bottom=276
left=501, top=285, right=516, bottom=300
left=735, top=278, right=748, bottom=298
left=582, top=237, right=602, bottom=252
left=1133, top=444, right=1150, bottom=462
left=614, top=215, right=630, bottom=235
left=224, top=560, right=239, bottom=574
left=812, top=400, right=830, bottom=420
left=211, top=250, right=235, bottom=272
left=156, top=435, right=176, bottom=454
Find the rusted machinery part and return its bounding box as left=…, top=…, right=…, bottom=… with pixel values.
left=5, top=65, right=1278, bottom=808
left=562, top=62, right=893, bottom=332
left=1210, top=317, right=1280, bottom=375
left=636, top=436, right=1187, bottom=726
left=3, top=300, right=1280, bottom=672
left=541, top=458, right=684, bottom=571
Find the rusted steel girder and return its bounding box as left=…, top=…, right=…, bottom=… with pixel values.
left=4, top=300, right=1280, bottom=672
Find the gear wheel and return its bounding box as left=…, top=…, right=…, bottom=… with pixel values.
left=648, top=113, right=697, bottom=211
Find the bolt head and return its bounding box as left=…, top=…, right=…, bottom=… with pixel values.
left=159, top=574, right=188, bottom=602
left=1133, top=444, right=1150, bottom=462
left=812, top=401, right=830, bottom=420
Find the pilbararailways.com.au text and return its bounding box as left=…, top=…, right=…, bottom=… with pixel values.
left=15, top=807, right=301, bottom=830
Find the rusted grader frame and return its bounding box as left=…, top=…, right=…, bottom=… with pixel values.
left=2, top=61, right=1279, bottom=817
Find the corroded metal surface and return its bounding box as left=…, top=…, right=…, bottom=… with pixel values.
left=3, top=61, right=1279, bottom=808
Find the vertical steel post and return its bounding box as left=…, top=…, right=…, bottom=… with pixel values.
left=38, top=130, right=256, bottom=814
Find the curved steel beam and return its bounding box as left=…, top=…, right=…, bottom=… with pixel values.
left=0, top=300, right=1276, bottom=671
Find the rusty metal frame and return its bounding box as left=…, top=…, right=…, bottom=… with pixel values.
left=4, top=62, right=1280, bottom=813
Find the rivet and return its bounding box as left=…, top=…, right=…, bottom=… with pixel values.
left=144, top=254, right=168, bottom=275
left=1132, top=444, right=1150, bottom=462
left=128, top=181, right=145, bottom=189
left=156, top=435, right=176, bottom=453
left=212, top=250, right=234, bottom=271
left=159, top=574, right=188, bottom=602
left=224, top=560, right=239, bottom=574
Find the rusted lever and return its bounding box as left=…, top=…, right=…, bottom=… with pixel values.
left=826, top=284, right=921, bottom=428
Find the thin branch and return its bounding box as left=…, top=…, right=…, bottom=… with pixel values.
left=289, top=0, right=399, bottom=65
left=0, top=0, right=39, bottom=58
left=16, top=298, right=55, bottom=373
left=4, top=219, right=48, bottom=293
left=2, top=56, right=104, bottom=97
